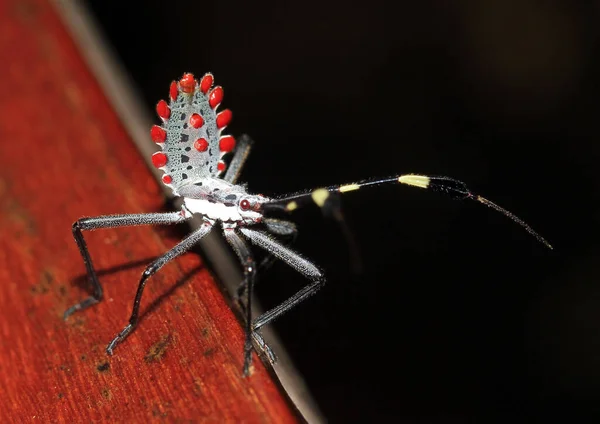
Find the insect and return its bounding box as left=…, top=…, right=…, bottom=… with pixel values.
left=66, top=72, right=552, bottom=376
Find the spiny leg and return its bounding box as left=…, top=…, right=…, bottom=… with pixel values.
left=223, top=228, right=257, bottom=376
left=235, top=218, right=298, bottom=305
left=263, top=174, right=552, bottom=249
left=236, top=218, right=298, bottom=300
left=106, top=221, right=213, bottom=355
left=239, top=228, right=325, bottom=333
left=231, top=220, right=299, bottom=368
left=250, top=331, right=277, bottom=365
left=262, top=218, right=298, bottom=238
left=223, top=134, right=253, bottom=184
left=66, top=212, right=189, bottom=319
left=265, top=189, right=363, bottom=269
left=259, top=218, right=298, bottom=271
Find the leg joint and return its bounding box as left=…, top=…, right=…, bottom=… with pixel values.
left=143, top=267, right=155, bottom=278
left=243, top=259, right=257, bottom=276
left=73, top=217, right=97, bottom=232
left=72, top=220, right=82, bottom=233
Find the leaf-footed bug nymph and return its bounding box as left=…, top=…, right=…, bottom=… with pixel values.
left=66, top=72, right=552, bottom=376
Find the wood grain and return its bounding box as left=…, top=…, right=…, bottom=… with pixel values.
left=0, top=0, right=298, bottom=421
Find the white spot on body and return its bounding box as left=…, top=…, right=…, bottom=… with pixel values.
left=184, top=197, right=242, bottom=222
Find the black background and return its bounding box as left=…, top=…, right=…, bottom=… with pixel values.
left=86, top=1, right=600, bottom=421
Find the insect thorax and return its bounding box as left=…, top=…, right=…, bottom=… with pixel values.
left=180, top=178, right=268, bottom=224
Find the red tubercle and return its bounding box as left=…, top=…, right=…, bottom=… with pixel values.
left=156, top=100, right=170, bottom=120
left=169, top=81, right=178, bottom=101
left=240, top=199, right=250, bottom=211
left=194, top=138, right=209, bottom=152
left=162, top=175, right=173, bottom=184
left=217, top=161, right=227, bottom=172
left=219, top=135, right=236, bottom=152
left=200, top=73, right=213, bottom=94
left=190, top=113, right=204, bottom=129
left=179, top=73, right=196, bottom=94
left=151, top=152, right=168, bottom=168
left=209, top=86, right=223, bottom=108
left=150, top=125, right=167, bottom=143
left=216, top=109, right=232, bottom=129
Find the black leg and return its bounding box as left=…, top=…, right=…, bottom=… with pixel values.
left=223, top=228, right=257, bottom=376
left=105, top=221, right=213, bottom=355
left=251, top=331, right=277, bottom=365
left=239, top=228, right=325, bottom=332
left=259, top=219, right=299, bottom=271
left=235, top=218, right=298, bottom=304
left=66, top=212, right=188, bottom=319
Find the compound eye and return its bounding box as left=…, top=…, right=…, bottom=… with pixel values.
left=240, top=199, right=251, bottom=211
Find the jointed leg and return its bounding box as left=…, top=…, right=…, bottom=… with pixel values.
left=250, top=331, right=277, bottom=365
left=229, top=220, right=296, bottom=370
left=223, top=134, right=253, bottom=184
left=239, top=228, right=325, bottom=332
left=262, top=218, right=297, bottom=237
left=259, top=218, right=299, bottom=270
left=106, top=221, right=213, bottom=355
left=66, top=212, right=189, bottom=319
left=234, top=219, right=298, bottom=306
left=266, top=193, right=364, bottom=274
left=223, top=228, right=257, bottom=376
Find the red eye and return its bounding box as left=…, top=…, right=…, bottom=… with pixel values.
left=240, top=199, right=250, bottom=211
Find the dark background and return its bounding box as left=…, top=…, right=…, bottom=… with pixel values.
left=85, top=1, right=600, bottom=421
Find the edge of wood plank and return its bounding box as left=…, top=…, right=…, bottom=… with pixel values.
left=49, top=1, right=324, bottom=422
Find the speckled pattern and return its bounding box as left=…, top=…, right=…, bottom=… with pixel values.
left=155, top=74, right=231, bottom=194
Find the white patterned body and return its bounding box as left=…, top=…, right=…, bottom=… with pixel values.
left=183, top=198, right=244, bottom=222
left=179, top=178, right=269, bottom=225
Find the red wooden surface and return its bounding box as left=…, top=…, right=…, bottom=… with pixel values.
left=0, top=0, right=297, bottom=421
